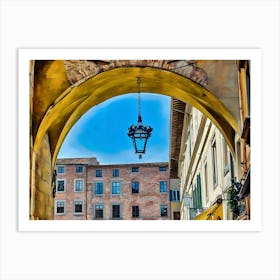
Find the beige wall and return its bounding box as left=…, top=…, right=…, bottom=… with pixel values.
left=179, top=107, right=233, bottom=219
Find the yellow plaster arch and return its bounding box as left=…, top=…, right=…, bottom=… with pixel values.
left=33, top=67, right=239, bottom=169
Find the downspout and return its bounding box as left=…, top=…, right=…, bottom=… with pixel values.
left=239, top=61, right=248, bottom=173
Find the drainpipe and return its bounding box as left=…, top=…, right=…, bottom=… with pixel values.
left=239, top=61, right=248, bottom=173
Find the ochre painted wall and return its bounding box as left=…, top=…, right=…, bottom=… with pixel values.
left=31, top=133, right=53, bottom=219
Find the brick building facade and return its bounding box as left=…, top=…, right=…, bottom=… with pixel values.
left=54, top=158, right=171, bottom=220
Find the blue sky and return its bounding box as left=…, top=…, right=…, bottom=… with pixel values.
left=58, top=93, right=171, bottom=164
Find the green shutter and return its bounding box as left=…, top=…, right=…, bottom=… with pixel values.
left=197, top=174, right=202, bottom=208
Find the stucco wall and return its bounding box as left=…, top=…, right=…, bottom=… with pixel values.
left=31, top=133, right=54, bottom=220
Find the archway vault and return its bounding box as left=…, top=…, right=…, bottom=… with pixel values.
left=33, top=65, right=239, bottom=170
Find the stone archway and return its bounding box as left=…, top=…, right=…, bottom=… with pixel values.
left=30, top=60, right=241, bottom=220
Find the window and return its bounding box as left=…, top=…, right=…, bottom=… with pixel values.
left=160, top=205, right=168, bottom=217
left=73, top=200, right=83, bottom=214
left=132, top=167, right=139, bottom=172
left=111, top=181, right=121, bottom=195
left=196, top=174, right=202, bottom=208
left=76, top=165, right=83, bottom=173
left=222, top=137, right=230, bottom=175
left=55, top=200, right=66, bottom=215
left=57, top=179, right=65, bottom=192
left=192, top=174, right=202, bottom=209
left=96, top=169, right=102, bottom=177
left=111, top=204, right=121, bottom=219
left=159, top=166, right=167, bottom=172
left=204, top=163, right=209, bottom=202
left=57, top=166, right=64, bottom=174
left=211, top=139, right=218, bottom=187
left=132, top=206, right=139, bottom=218
left=94, top=182, right=104, bottom=195
left=132, top=181, right=139, bottom=193
left=169, top=190, right=180, bottom=201
left=160, top=181, right=167, bottom=192
left=173, top=212, right=180, bottom=220
left=94, top=204, right=104, bottom=219
left=230, top=153, right=234, bottom=178
left=112, top=169, right=119, bottom=177
left=74, top=179, right=84, bottom=192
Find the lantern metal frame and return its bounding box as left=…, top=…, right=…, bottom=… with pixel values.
left=128, top=77, right=153, bottom=159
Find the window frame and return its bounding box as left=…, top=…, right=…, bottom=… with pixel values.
left=204, top=161, right=209, bottom=202
left=94, top=203, right=104, bottom=219
left=211, top=138, right=218, bottom=188
left=131, top=167, right=139, bottom=173
left=57, top=166, right=65, bottom=174
left=94, top=181, right=104, bottom=196
left=222, top=136, right=230, bottom=176
left=159, top=166, right=167, bottom=172
left=96, top=169, right=103, bottom=177
left=55, top=200, right=66, bottom=215
left=74, top=178, right=84, bottom=192
left=73, top=200, right=84, bottom=215
left=112, top=169, right=119, bottom=177
left=159, top=180, right=167, bottom=193
left=111, top=181, right=121, bottom=195
left=75, top=165, right=84, bottom=174
left=170, top=189, right=180, bottom=201
left=160, top=205, right=168, bottom=217
left=111, top=203, right=122, bottom=219
left=132, top=205, right=140, bottom=218
left=131, top=181, right=140, bottom=194
left=56, top=179, right=66, bottom=193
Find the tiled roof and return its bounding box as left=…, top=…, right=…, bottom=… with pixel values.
left=56, top=157, right=99, bottom=166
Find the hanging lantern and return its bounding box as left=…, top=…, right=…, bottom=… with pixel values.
left=128, top=77, right=153, bottom=159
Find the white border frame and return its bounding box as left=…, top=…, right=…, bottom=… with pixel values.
left=18, top=48, right=262, bottom=232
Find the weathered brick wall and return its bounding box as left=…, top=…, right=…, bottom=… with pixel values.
left=55, top=162, right=170, bottom=220
left=88, top=164, right=170, bottom=220
left=55, top=164, right=87, bottom=220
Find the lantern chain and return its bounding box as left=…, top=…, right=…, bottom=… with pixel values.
left=137, top=77, right=141, bottom=121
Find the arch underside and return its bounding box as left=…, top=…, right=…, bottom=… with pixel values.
left=33, top=65, right=239, bottom=169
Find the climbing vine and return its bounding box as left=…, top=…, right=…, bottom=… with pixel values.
left=227, top=179, right=242, bottom=220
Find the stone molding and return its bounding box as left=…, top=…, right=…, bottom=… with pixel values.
left=64, top=60, right=208, bottom=87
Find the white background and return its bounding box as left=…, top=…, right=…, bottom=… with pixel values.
left=0, top=0, right=279, bottom=280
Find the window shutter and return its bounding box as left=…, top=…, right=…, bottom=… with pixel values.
left=197, top=174, right=202, bottom=208
left=169, top=190, right=173, bottom=201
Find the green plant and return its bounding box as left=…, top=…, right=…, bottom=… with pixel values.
left=227, top=180, right=242, bottom=219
